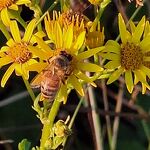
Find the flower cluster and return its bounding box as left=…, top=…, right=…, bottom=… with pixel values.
left=1, top=0, right=150, bottom=149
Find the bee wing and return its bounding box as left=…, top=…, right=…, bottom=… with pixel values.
left=31, top=63, right=54, bottom=89
left=31, top=72, right=44, bottom=89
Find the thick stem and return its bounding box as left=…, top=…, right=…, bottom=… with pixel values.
left=40, top=99, right=61, bottom=150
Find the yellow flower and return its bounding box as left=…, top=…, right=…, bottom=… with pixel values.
left=28, top=22, right=104, bottom=103
left=0, top=0, right=31, bottom=26
left=101, top=14, right=150, bottom=93
left=44, top=10, right=85, bottom=40
left=86, top=21, right=105, bottom=48
left=0, top=19, right=45, bottom=87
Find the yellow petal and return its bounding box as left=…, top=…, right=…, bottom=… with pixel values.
left=118, top=13, right=128, bottom=43
left=1, top=63, right=16, bottom=87
left=129, top=20, right=136, bottom=33
left=77, top=62, right=103, bottom=72
left=6, top=38, right=15, bottom=47
left=63, top=24, right=73, bottom=49
left=28, top=45, right=51, bottom=60
left=140, top=65, right=150, bottom=79
left=133, top=70, right=148, bottom=86
left=1, top=46, right=9, bottom=53
left=9, top=4, right=18, bottom=10
left=55, top=22, right=63, bottom=48
left=125, top=70, right=133, bottom=93
left=105, top=40, right=120, bottom=54
left=68, top=75, right=84, bottom=96
left=16, top=0, right=31, bottom=5
left=77, top=46, right=105, bottom=60
left=35, top=36, right=53, bottom=52
left=15, top=63, right=22, bottom=76
left=100, top=53, right=120, bottom=61
left=74, top=70, right=97, bottom=87
left=132, top=16, right=145, bottom=43
left=107, top=67, right=124, bottom=84
left=1, top=8, right=10, bottom=26
left=26, top=62, right=47, bottom=73
left=104, top=60, right=120, bottom=69
left=0, top=56, right=13, bottom=67
left=139, top=35, right=150, bottom=52
left=72, top=31, right=86, bottom=52
left=10, top=20, right=21, bottom=42
left=23, top=19, right=37, bottom=42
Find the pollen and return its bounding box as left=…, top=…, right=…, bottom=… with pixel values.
left=62, top=9, right=84, bottom=27
left=0, top=0, right=15, bottom=10
left=7, top=42, right=32, bottom=64
left=121, top=42, right=143, bottom=70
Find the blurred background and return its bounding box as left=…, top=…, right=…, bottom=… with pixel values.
left=1, top=0, right=150, bottom=150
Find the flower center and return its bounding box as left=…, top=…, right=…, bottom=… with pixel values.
left=0, top=0, right=15, bottom=10
left=121, top=42, right=143, bottom=70
left=7, top=42, right=32, bottom=64
left=62, top=9, right=84, bottom=27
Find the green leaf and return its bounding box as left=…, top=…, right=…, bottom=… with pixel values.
left=18, top=139, right=31, bottom=150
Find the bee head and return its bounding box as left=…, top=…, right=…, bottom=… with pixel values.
left=59, top=51, right=73, bottom=62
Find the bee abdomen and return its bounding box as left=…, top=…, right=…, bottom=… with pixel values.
left=41, top=86, right=59, bottom=101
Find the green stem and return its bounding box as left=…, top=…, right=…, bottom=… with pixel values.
left=0, top=21, right=11, bottom=40
left=40, top=99, right=61, bottom=150
left=62, top=97, right=84, bottom=147
left=35, top=0, right=59, bottom=27
left=22, top=77, right=35, bottom=101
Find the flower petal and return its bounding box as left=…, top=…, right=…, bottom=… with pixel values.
left=1, top=63, right=16, bottom=87
left=9, top=4, right=18, bottom=10
left=100, top=53, right=120, bottom=60
left=1, top=8, right=10, bottom=26
left=125, top=70, right=133, bottom=93
left=72, top=31, right=86, bottom=52
left=104, top=60, right=120, bottom=69
left=132, top=16, right=145, bottom=43
left=10, top=20, right=21, bottom=42
left=140, top=65, right=150, bottom=79
left=133, top=70, right=149, bottom=86
left=63, top=24, right=73, bottom=49
left=118, top=13, right=128, bottom=43
left=0, top=56, right=13, bottom=67
left=6, top=38, right=15, bottom=47
left=77, top=46, right=105, bottom=60
left=16, top=0, right=31, bottom=5
left=28, top=45, right=52, bottom=60
left=34, top=36, right=53, bottom=52
left=107, top=67, right=124, bottom=84
left=55, top=22, right=63, bottom=48
left=139, top=35, right=150, bottom=52
left=105, top=40, right=120, bottom=54
left=68, top=75, right=84, bottom=96
left=23, top=19, right=37, bottom=42
left=77, top=62, right=103, bottom=72
left=26, top=62, right=47, bottom=73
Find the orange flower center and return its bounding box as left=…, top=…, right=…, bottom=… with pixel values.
left=7, top=42, right=32, bottom=64
left=0, top=0, right=15, bottom=10
left=62, top=9, right=84, bottom=27
left=121, top=42, right=143, bottom=70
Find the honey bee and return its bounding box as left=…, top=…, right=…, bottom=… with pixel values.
left=31, top=51, right=73, bottom=102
